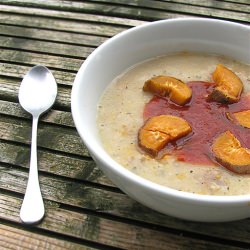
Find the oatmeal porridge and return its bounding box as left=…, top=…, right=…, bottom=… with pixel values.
left=97, top=52, right=250, bottom=195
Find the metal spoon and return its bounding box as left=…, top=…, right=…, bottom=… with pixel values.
left=18, top=65, right=57, bottom=224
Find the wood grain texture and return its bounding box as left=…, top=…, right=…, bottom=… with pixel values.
left=1, top=0, right=249, bottom=22
left=0, top=164, right=250, bottom=246
left=158, top=0, right=250, bottom=12
left=0, top=194, right=248, bottom=250
left=0, top=12, right=126, bottom=37
left=0, top=1, right=249, bottom=249
left=0, top=24, right=108, bottom=47
left=0, top=141, right=111, bottom=185
left=0, top=0, right=187, bottom=21
left=0, top=48, right=83, bottom=71
left=0, top=3, right=146, bottom=27
left=0, top=35, right=94, bottom=59
left=0, top=116, right=89, bottom=156
left=0, top=224, right=95, bottom=250
left=0, top=100, right=74, bottom=126
left=0, top=63, right=75, bottom=86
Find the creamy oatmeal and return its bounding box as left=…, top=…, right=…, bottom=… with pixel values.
left=97, top=52, right=250, bottom=195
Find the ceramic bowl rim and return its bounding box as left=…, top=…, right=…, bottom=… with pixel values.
left=71, top=17, right=250, bottom=206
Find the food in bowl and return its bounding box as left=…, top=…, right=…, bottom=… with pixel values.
left=97, top=52, right=250, bottom=196
left=72, top=18, right=250, bottom=221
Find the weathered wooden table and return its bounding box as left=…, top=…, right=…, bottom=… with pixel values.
left=0, top=1, right=249, bottom=249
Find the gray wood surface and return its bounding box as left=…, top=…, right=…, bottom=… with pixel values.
left=0, top=1, right=249, bottom=249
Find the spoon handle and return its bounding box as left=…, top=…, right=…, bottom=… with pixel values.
left=20, top=115, right=45, bottom=224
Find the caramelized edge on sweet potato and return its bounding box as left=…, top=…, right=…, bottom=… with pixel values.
left=212, top=131, right=250, bottom=174
left=209, top=64, right=243, bottom=104
left=138, top=115, right=192, bottom=157
left=143, top=75, right=192, bottom=105
left=233, top=110, right=250, bottom=129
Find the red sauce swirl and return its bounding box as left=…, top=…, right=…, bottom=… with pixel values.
left=143, top=81, right=250, bottom=165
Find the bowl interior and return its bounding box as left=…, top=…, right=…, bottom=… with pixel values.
left=72, top=18, right=250, bottom=203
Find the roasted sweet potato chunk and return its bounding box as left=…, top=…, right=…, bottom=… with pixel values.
left=233, top=110, right=250, bottom=128
left=143, top=75, right=192, bottom=105
left=212, top=131, right=250, bottom=174
left=138, top=115, right=192, bottom=157
left=209, top=64, right=243, bottom=103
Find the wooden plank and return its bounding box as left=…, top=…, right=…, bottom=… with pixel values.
left=0, top=100, right=74, bottom=127
left=0, top=0, right=188, bottom=21
left=158, top=0, right=250, bottom=13
left=0, top=116, right=89, bottom=157
left=0, top=48, right=83, bottom=71
left=0, top=164, right=250, bottom=244
left=0, top=24, right=107, bottom=47
left=0, top=76, right=74, bottom=108
left=0, top=63, right=76, bottom=86
left=219, top=0, right=250, bottom=4
left=0, top=141, right=112, bottom=186
left=0, top=164, right=121, bottom=207
left=95, top=0, right=250, bottom=14
left=0, top=62, right=76, bottom=88
left=0, top=3, right=145, bottom=27
left=0, top=36, right=94, bottom=59
left=0, top=224, right=94, bottom=250
left=0, top=12, right=126, bottom=37
left=0, top=63, right=75, bottom=86
left=0, top=193, right=248, bottom=249
left=0, top=0, right=249, bottom=22
left=0, top=77, right=20, bottom=103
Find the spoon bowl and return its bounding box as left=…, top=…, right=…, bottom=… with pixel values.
left=19, top=65, right=57, bottom=224
left=19, top=65, right=57, bottom=116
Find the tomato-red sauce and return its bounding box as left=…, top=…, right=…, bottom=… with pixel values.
left=143, top=81, right=250, bottom=165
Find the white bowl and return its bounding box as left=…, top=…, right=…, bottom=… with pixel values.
left=71, top=18, right=250, bottom=222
